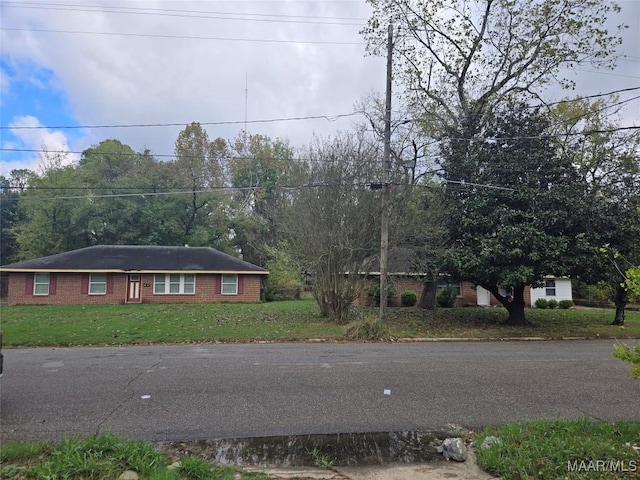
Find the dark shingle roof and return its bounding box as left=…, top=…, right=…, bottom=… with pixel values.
left=0, top=245, right=268, bottom=274
left=364, top=247, right=421, bottom=274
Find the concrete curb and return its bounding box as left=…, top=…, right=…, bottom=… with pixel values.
left=398, top=336, right=581, bottom=342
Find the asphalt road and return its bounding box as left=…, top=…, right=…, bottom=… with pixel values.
left=1, top=340, right=639, bottom=443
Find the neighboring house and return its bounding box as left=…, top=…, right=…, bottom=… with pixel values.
left=0, top=245, right=268, bottom=306
left=357, top=248, right=572, bottom=308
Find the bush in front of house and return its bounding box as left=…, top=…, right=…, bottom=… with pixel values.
left=547, top=299, right=558, bottom=309
left=368, top=283, right=397, bottom=306
left=436, top=285, right=457, bottom=308
left=558, top=299, right=574, bottom=309
left=535, top=298, right=549, bottom=309
left=401, top=290, right=418, bottom=307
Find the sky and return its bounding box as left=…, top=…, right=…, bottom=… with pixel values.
left=0, top=0, right=639, bottom=177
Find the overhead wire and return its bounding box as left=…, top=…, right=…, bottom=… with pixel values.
left=2, top=88, right=637, bottom=132
left=0, top=178, right=516, bottom=201
left=1, top=112, right=364, bottom=130
left=0, top=2, right=365, bottom=26
left=0, top=27, right=364, bottom=45
left=0, top=1, right=368, bottom=23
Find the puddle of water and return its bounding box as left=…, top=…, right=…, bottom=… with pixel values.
left=161, top=431, right=445, bottom=467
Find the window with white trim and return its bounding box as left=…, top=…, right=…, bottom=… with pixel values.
left=222, top=274, right=238, bottom=295
left=89, top=273, right=107, bottom=295
left=545, top=279, right=556, bottom=296
left=154, top=274, right=195, bottom=294
left=34, top=273, right=50, bottom=295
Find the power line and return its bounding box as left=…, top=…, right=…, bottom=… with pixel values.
left=534, top=86, right=640, bottom=109
left=1, top=112, right=363, bottom=130
left=0, top=179, right=517, bottom=201
left=0, top=27, right=364, bottom=45
left=1, top=1, right=368, bottom=22
left=572, top=68, right=640, bottom=80
left=2, top=125, right=637, bottom=163
left=1, top=2, right=365, bottom=26
left=3, top=88, right=635, bottom=133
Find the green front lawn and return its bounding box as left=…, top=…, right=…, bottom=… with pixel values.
left=475, top=418, right=640, bottom=479
left=0, top=433, right=269, bottom=480
left=1, top=299, right=639, bottom=347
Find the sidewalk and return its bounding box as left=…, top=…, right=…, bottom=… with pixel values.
left=245, top=449, right=499, bottom=480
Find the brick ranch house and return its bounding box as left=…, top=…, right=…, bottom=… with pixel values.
left=0, top=245, right=268, bottom=306
left=355, top=248, right=572, bottom=307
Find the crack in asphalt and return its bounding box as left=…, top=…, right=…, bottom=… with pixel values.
left=95, top=359, right=163, bottom=436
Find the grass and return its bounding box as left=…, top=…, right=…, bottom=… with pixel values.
left=1, top=298, right=639, bottom=347
left=475, top=418, right=640, bottom=479
left=0, top=433, right=270, bottom=479
left=2, top=422, right=638, bottom=479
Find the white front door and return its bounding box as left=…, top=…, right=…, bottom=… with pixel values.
left=477, top=286, right=491, bottom=306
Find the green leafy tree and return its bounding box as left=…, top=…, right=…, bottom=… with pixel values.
left=551, top=99, right=640, bottom=325
left=14, top=156, right=89, bottom=258
left=626, top=266, right=640, bottom=295
left=263, top=242, right=302, bottom=300
left=228, top=132, right=299, bottom=266
left=170, top=123, right=232, bottom=248
left=1, top=170, right=35, bottom=264
left=76, top=139, right=150, bottom=245
left=443, top=105, right=588, bottom=325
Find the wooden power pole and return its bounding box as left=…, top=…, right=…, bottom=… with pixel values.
left=380, top=24, right=393, bottom=322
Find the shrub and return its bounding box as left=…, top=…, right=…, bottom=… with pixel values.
left=264, top=242, right=302, bottom=302
left=613, top=343, right=640, bottom=380
left=401, top=290, right=417, bottom=307
left=367, top=283, right=397, bottom=306
left=547, top=299, right=558, bottom=309
left=436, top=285, right=457, bottom=308
left=535, top=298, right=548, bottom=309
left=265, top=287, right=301, bottom=302
left=345, top=317, right=390, bottom=341
left=558, top=299, right=574, bottom=309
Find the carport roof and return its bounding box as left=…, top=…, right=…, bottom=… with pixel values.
left=0, top=245, right=268, bottom=274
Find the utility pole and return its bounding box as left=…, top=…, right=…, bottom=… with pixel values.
left=380, top=23, right=393, bottom=323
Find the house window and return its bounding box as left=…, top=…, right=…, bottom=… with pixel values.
left=222, top=274, right=238, bottom=295
left=436, top=279, right=461, bottom=296
left=89, top=273, right=107, bottom=295
left=154, top=274, right=195, bottom=294
left=545, top=279, right=556, bottom=296
left=33, top=273, right=50, bottom=295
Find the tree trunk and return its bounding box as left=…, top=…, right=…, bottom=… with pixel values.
left=611, top=283, right=627, bottom=326
left=418, top=280, right=437, bottom=310
left=485, top=283, right=530, bottom=325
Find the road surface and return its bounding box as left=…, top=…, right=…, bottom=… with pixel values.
left=1, top=340, right=639, bottom=443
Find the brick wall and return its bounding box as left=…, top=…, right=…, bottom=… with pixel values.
left=354, top=278, right=534, bottom=308
left=7, top=272, right=264, bottom=305
left=355, top=277, right=425, bottom=306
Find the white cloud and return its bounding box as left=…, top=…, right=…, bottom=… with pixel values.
left=0, top=0, right=637, bottom=166
left=1, top=115, right=79, bottom=176
left=0, top=1, right=385, bottom=160
left=0, top=67, right=10, bottom=103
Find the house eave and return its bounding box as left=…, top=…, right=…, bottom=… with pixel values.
left=0, top=268, right=269, bottom=275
